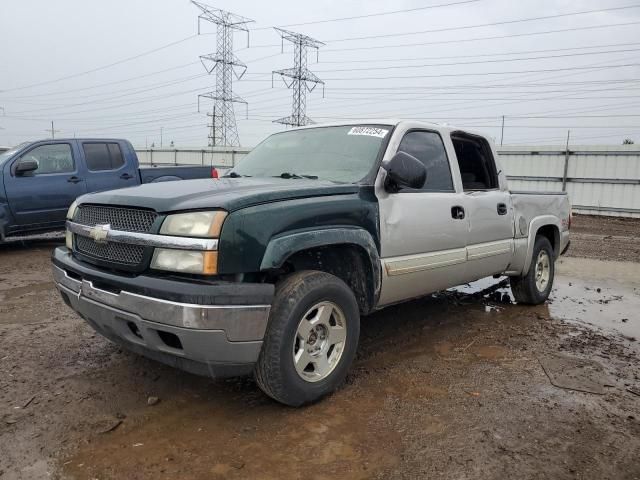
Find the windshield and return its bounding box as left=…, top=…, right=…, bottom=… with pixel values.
left=230, top=125, right=391, bottom=183
left=0, top=143, right=30, bottom=165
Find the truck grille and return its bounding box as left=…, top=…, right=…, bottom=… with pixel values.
left=74, top=205, right=157, bottom=267
left=75, top=205, right=157, bottom=232
left=76, top=236, right=145, bottom=265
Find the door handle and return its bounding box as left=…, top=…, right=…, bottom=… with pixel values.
left=497, top=203, right=508, bottom=215
left=67, top=176, right=81, bottom=184
left=451, top=206, right=465, bottom=220
left=120, top=173, right=134, bottom=180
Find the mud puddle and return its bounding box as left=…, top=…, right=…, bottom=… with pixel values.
left=450, top=257, right=640, bottom=344
left=552, top=257, right=640, bottom=343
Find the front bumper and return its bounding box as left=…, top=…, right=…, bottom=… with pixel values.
left=52, top=247, right=274, bottom=378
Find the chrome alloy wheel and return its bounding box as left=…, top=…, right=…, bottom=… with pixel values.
left=292, top=301, right=347, bottom=382
left=534, top=250, right=551, bottom=292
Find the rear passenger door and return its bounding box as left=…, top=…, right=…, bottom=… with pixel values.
left=376, top=129, right=469, bottom=306
left=451, top=132, right=514, bottom=281
left=81, top=141, right=138, bottom=193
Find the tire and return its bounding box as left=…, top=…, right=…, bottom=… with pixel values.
left=510, top=235, right=555, bottom=305
left=255, top=270, right=360, bottom=407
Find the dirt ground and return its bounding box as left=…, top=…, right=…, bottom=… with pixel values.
left=1, top=216, right=639, bottom=480
left=567, top=214, right=640, bottom=262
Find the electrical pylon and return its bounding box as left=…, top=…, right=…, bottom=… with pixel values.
left=192, top=1, right=253, bottom=147
left=272, top=28, right=324, bottom=127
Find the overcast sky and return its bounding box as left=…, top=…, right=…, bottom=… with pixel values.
left=1, top=0, right=639, bottom=148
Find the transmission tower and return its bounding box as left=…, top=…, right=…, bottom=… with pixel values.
left=192, top=1, right=253, bottom=147
left=272, top=28, right=325, bottom=127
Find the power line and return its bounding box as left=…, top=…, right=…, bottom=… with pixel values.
left=1, top=53, right=283, bottom=102
left=256, top=0, right=482, bottom=30
left=322, top=4, right=640, bottom=43
left=317, top=63, right=640, bottom=81
left=317, top=42, right=640, bottom=64
left=325, top=80, right=640, bottom=91
left=9, top=73, right=209, bottom=108
left=2, top=62, right=201, bottom=100
left=312, top=47, right=640, bottom=72
left=10, top=76, right=211, bottom=115
left=1, top=35, right=201, bottom=93
left=320, top=21, right=640, bottom=52
left=5, top=87, right=277, bottom=123
left=11, top=47, right=634, bottom=107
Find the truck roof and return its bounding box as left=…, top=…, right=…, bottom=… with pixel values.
left=287, top=119, right=489, bottom=138
left=27, top=138, right=130, bottom=143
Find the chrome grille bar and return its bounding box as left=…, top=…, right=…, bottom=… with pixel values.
left=67, top=221, right=219, bottom=251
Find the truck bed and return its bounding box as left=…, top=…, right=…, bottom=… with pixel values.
left=139, top=164, right=213, bottom=183
left=510, top=190, right=570, bottom=234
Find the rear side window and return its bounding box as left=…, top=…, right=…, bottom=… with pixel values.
left=451, top=133, right=499, bottom=191
left=397, top=130, right=453, bottom=192
left=108, top=143, right=125, bottom=169
left=83, top=142, right=125, bottom=171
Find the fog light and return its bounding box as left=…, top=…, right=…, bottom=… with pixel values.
left=151, top=249, right=217, bottom=275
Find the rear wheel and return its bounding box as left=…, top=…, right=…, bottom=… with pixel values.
left=510, top=235, right=555, bottom=305
left=255, top=270, right=360, bottom=406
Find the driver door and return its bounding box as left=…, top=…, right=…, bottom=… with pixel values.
left=5, top=141, right=87, bottom=227
left=376, top=128, right=469, bottom=306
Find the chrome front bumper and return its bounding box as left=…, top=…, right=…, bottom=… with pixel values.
left=53, top=264, right=270, bottom=341
left=52, top=249, right=273, bottom=377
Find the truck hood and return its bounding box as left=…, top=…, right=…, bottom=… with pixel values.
left=77, top=177, right=361, bottom=213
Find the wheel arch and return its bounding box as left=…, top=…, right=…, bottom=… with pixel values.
left=522, top=216, right=561, bottom=275
left=260, top=228, right=381, bottom=315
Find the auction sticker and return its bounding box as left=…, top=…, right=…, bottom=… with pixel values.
left=347, top=126, right=389, bottom=138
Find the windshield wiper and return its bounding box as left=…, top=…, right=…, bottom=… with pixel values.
left=224, top=171, right=251, bottom=178
left=275, top=172, right=319, bottom=179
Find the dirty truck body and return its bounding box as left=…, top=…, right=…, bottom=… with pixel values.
left=52, top=121, right=570, bottom=406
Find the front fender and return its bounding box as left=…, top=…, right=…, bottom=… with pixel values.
left=260, top=227, right=382, bottom=301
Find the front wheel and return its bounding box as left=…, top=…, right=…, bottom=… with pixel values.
left=255, top=270, right=360, bottom=406
left=510, top=235, right=555, bottom=305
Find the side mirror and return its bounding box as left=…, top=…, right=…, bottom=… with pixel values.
left=15, top=159, right=39, bottom=176
left=383, top=151, right=427, bottom=192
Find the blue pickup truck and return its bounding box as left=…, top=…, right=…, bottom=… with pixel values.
left=0, top=138, right=215, bottom=240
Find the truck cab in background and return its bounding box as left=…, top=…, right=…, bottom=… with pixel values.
left=0, top=138, right=214, bottom=240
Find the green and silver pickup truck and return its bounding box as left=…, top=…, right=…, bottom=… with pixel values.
left=52, top=121, right=570, bottom=406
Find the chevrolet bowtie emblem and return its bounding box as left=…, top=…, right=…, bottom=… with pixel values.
left=89, top=224, right=110, bottom=244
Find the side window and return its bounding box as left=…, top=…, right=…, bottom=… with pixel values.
left=108, top=143, right=125, bottom=169
left=83, top=143, right=125, bottom=171
left=19, top=143, right=74, bottom=175
left=83, top=143, right=111, bottom=171
left=397, top=130, right=453, bottom=192
left=451, top=134, right=499, bottom=191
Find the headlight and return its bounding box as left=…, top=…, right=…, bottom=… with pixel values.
left=66, top=200, right=78, bottom=220
left=65, top=201, right=78, bottom=249
left=160, top=211, right=227, bottom=238
left=151, top=249, right=218, bottom=275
